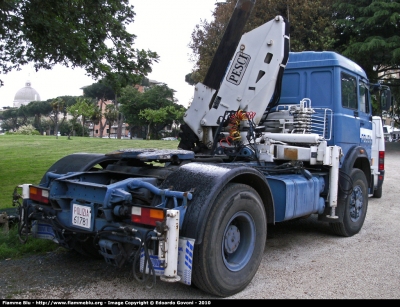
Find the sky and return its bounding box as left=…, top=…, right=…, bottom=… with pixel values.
left=0, top=0, right=221, bottom=109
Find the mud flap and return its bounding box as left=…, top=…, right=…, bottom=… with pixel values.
left=140, top=237, right=195, bottom=285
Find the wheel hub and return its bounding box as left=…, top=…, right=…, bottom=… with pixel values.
left=350, top=186, right=363, bottom=221
left=224, top=224, right=240, bottom=254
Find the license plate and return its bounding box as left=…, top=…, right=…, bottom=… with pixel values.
left=72, top=204, right=91, bottom=229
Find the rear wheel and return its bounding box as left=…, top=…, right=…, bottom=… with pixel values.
left=373, top=185, right=383, bottom=198
left=330, top=169, right=368, bottom=237
left=192, top=183, right=267, bottom=297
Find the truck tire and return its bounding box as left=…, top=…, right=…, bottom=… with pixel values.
left=373, top=186, right=383, bottom=198
left=192, top=183, right=267, bottom=297
left=330, top=169, right=368, bottom=237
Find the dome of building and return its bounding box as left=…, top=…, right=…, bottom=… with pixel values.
left=13, top=80, right=41, bottom=108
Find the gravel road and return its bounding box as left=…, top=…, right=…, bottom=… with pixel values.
left=2, top=143, right=400, bottom=300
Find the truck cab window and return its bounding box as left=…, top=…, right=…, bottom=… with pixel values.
left=341, top=73, right=357, bottom=109
left=359, top=82, right=369, bottom=114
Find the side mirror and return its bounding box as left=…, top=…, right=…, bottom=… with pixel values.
left=370, top=84, right=392, bottom=112
left=380, top=88, right=392, bottom=112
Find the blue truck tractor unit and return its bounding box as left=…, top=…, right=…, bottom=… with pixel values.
left=13, top=0, right=389, bottom=297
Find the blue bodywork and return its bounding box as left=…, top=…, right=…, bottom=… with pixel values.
left=280, top=51, right=373, bottom=165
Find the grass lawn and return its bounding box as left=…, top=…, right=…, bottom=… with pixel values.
left=0, top=134, right=179, bottom=210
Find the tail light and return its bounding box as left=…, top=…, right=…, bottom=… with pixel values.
left=131, top=206, right=165, bottom=226
left=29, top=186, right=50, bottom=204
left=378, top=151, right=385, bottom=171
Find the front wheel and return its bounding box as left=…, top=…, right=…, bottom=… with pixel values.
left=330, top=169, right=368, bottom=237
left=192, top=183, right=267, bottom=297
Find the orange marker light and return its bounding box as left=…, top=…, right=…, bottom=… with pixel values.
left=131, top=206, right=165, bottom=226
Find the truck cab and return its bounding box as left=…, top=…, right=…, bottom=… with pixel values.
left=279, top=51, right=372, bottom=159
left=278, top=51, right=386, bottom=197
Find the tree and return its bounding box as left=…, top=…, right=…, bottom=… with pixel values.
left=17, top=104, right=30, bottom=126
left=119, top=83, right=177, bottom=139
left=58, top=96, right=80, bottom=109
left=333, top=0, right=400, bottom=118
left=0, top=0, right=159, bottom=87
left=139, top=108, right=169, bottom=140
left=104, top=103, right=118, bottom=138
left=118, top=85, right=144, bottom=138
left=64, top=109, right=80, bottom=137
left=333, top=0, right=400, bottom=86
left=188, top=0, right=336, bottom=84
left=1, top=108, right=19, bottom=131
left=141, top=84, right=175, bottom=108
left=66, top=97, right=97, bottom=137
left=49, top=98, right=67, bottom=137
left=83, top=82, right=115, bottom=138
left=172, top=105, right=187, bottom=125
left=164, top=105, right=187, bottom=137
left=89, top=106, right=102, bottom=137
left=104, top=74, right=159, bottom=139
left=100, top=74, right=135, bottom=139
left=139, top=105, right=186, bottom=140
left=25, top=100, right=53, bottom=134
left=83, top=83, right=115, bottom=101
left=185, top=72, right=197, bottom=86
